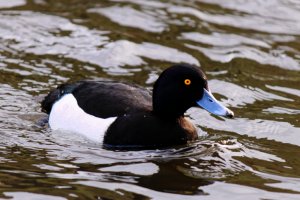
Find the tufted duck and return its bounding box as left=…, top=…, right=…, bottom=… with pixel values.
left=41, top=64, right=234, bottom=149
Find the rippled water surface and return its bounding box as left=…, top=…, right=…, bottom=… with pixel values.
left=1, top=0, right=300, bottom=199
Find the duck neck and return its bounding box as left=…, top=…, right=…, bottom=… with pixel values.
left=152, top=98, right=189, bottom=120
left=152, top=109, right=183, bottom=120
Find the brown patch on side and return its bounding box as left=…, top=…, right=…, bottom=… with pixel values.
left=178, top=117, right=198, bottom=141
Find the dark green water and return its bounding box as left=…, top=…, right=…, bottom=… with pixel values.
left=1, top=0, right=300, bottom=199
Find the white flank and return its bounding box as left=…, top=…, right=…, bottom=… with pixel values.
left=49, top=94, right=117, bottom=143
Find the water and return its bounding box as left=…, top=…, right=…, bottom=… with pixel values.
left=1, top=0, right=300, bottom=199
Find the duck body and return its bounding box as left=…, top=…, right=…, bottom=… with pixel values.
left=42, top=64, right=233, bottom=149
left=105, top=113, right=197, bottom=148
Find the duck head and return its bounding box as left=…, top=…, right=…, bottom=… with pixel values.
left=152, top=64, right=234, bottom=119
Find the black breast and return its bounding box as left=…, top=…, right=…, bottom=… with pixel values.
left=103, top=113, right=193, bottom=149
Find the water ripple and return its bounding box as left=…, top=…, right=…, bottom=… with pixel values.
left=186, top=44, right=300, bottom=70
left=0, top=0, right=25, bottom=9
left=209, top=79, right=291, bottom=107
left=191, top=108, right=300, bottom=146
left=181, top=32, right=271, bottom=48
left=169, top=3, right=300, bottom=35
left=0, top=11, right=198, bottom=75
left=89, top=6, right=167, bottom=33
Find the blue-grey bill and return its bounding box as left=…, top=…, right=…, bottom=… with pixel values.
left=196, top=89, right=234, bottom=118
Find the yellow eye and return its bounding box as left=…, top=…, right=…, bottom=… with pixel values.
left=184, top=79, right=191, bottom=86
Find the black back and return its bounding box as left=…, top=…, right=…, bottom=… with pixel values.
left=72, top=81, right=152, bottom=118
left=42, top=81, right=152, bottom=118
